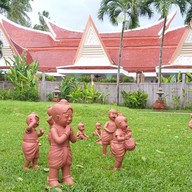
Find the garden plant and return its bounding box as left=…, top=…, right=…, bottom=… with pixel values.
left=0, top=100, right=191, bottom=192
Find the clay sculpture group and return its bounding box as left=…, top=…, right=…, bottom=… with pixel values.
left=22, top=99, right=136, bottom=188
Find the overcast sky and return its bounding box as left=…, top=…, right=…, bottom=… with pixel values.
left=28, top=0, right=186, bottom=32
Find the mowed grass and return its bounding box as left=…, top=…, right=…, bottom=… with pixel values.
left=0, top=100, right=191, bottom=192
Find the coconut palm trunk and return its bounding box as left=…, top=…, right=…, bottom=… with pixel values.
left=117, top=20, right=125, bottom=105
left=157, top=16, right=167, bottom=99
left=158, top=17, right=167, bottom=94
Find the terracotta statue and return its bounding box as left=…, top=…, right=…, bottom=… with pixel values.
left=110, top=115, right=136, bottom=170
left=47, top=99, right=77, bottom=187
left=124, top=127, right=136, bottom=151
left=22, top=112, right=44, bottom=170
left=47, top=106, right=54, bottom=145
left=92, top=122, right=102, bottom=137
left=189, top=113, right=192, bottom=129
left=76, top=122, right=89, bottom=140
left=101, top=109, right=118, bottom=155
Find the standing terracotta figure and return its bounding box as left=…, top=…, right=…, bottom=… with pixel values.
left=110, top=115, right=130, bottom=170
left=47, top=106, right=54, bottom=145
left=47, top=99, right=77, bottom=187
left=76, top=122, right=89, bottom=140
left=22, top=112, right=44, bottom=170
left=124, top=126, right=136, bottom=151
left=101, top=109, right=118, bottom=155
left=189, top=113, right=192, bottom=129
left=92, top=122, right=102, bottom=137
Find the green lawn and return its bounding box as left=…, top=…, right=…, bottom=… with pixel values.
left=0, top=100, right=191, bottom=192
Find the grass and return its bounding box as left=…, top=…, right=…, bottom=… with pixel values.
left=0, top=100, right=191, bottom=192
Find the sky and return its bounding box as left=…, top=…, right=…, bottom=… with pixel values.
left=28, top=0, right=186, bottom=32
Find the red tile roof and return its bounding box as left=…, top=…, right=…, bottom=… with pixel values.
left=0, top=12, right=187, bottom=74
left=45, top=19, right=83, bottom=40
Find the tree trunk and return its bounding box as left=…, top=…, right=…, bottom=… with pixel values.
left=158, top=16, right=167, bottom=93
left=116, top=21, right=125, bottom=105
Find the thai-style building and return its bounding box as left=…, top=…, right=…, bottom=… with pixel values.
left=0, top=11, right=192, bottom=83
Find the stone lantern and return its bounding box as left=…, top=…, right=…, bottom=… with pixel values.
left=52, top=86, right=61, bottom=102
left=153, top=87, right=166, bottom=110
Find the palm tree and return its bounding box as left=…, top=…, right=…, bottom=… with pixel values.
left=6, top=0, right=32, bottom=27
left=185, top=3, right=192, bottom=26
left=98, top=0, right=153, bottom=105
left=33, top=11, right=50, bottom=31
left=0, top=0, right=10, bottom=13
left=151, top=0, right=192, bottom=99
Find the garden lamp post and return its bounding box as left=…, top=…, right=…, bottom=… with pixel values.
left=53, top=86, right=61, bottom=98
left=52, top=86, right=61, bottom=102
left=153, top=67, right=166, bottom=110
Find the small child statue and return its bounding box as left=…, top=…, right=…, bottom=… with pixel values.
left=110, top=115, right=135, bottom=171
left=101, top=109, right=118, bottom=155
left=92, top=122, right=102, bottom=137
left=76, top=122, right=89, bottom=140
left=124, top=126, right=136, bottom=151
left=22, top=112, right=44, bottom=170
left=47, top=99, right=77, bottom=187
left=47, top=106, right=54, bottom=145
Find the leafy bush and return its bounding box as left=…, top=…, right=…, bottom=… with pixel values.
left=98, top=76, right=135, bottom=83
left=38, top=74, right=56, bottom=81
left=99, top=77, right=117, bottom=83
left=77, top=75, right=91, bottom=82
left=121, top=89, right=148, bottom=108
left=60, top=76, right=78, bottom=101
left=68, top=82, right=107, bottom=104
left=5, top=52, right=40, bottom=101
left=12, top=88, right=39, bottom=101
left=46, top=93, right=54, bottom=101
left=122, top=76, right=135, bottom=83
left=0, top=89, right=13, bottom=100
left=60, top=76, right=108, bottom=104
left=45, top=75, right=56, bottom=81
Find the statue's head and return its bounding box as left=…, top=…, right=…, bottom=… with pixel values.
left=48, top=99, right=73, bottom=127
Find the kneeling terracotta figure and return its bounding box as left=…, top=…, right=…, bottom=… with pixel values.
left=76, top=122, right=89, bottom=140
left=22, top=112, right=44, bottom=170
left=47, top=99, right=77, bottom=187
left=110, top=115, right=135, bottom=170
left=92, top=122, right=102, bottom=137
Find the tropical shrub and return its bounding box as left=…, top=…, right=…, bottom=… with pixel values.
left=121, top=89, right=148, bottom=108
left=77, top=75, right=91, bottom=82
left=99, top=77, right=117, bottom=83
left=122, top=76, right=135, bottom=83
left=5, top=52, right=40, bottom=101
left=59, top=76, right=78, bottom=101
left=98, top=76, right=135, bottom=83
left=46, top=93, right=54, bottom=101
left=0, top=89, right=13, bottom=100
left=68, top=82, right=107, bottom=104
left=59, top=76, right=107, bottom=104
left=38, top=74, right=56, bottom=81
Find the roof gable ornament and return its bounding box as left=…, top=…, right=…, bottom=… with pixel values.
left=84, top=27, right=100, bottom=45
left=168, top=27, right=192, bottom=66
left=0, top=28, right=14, bottom=67
left=73, top=16, right=113, bottom=66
